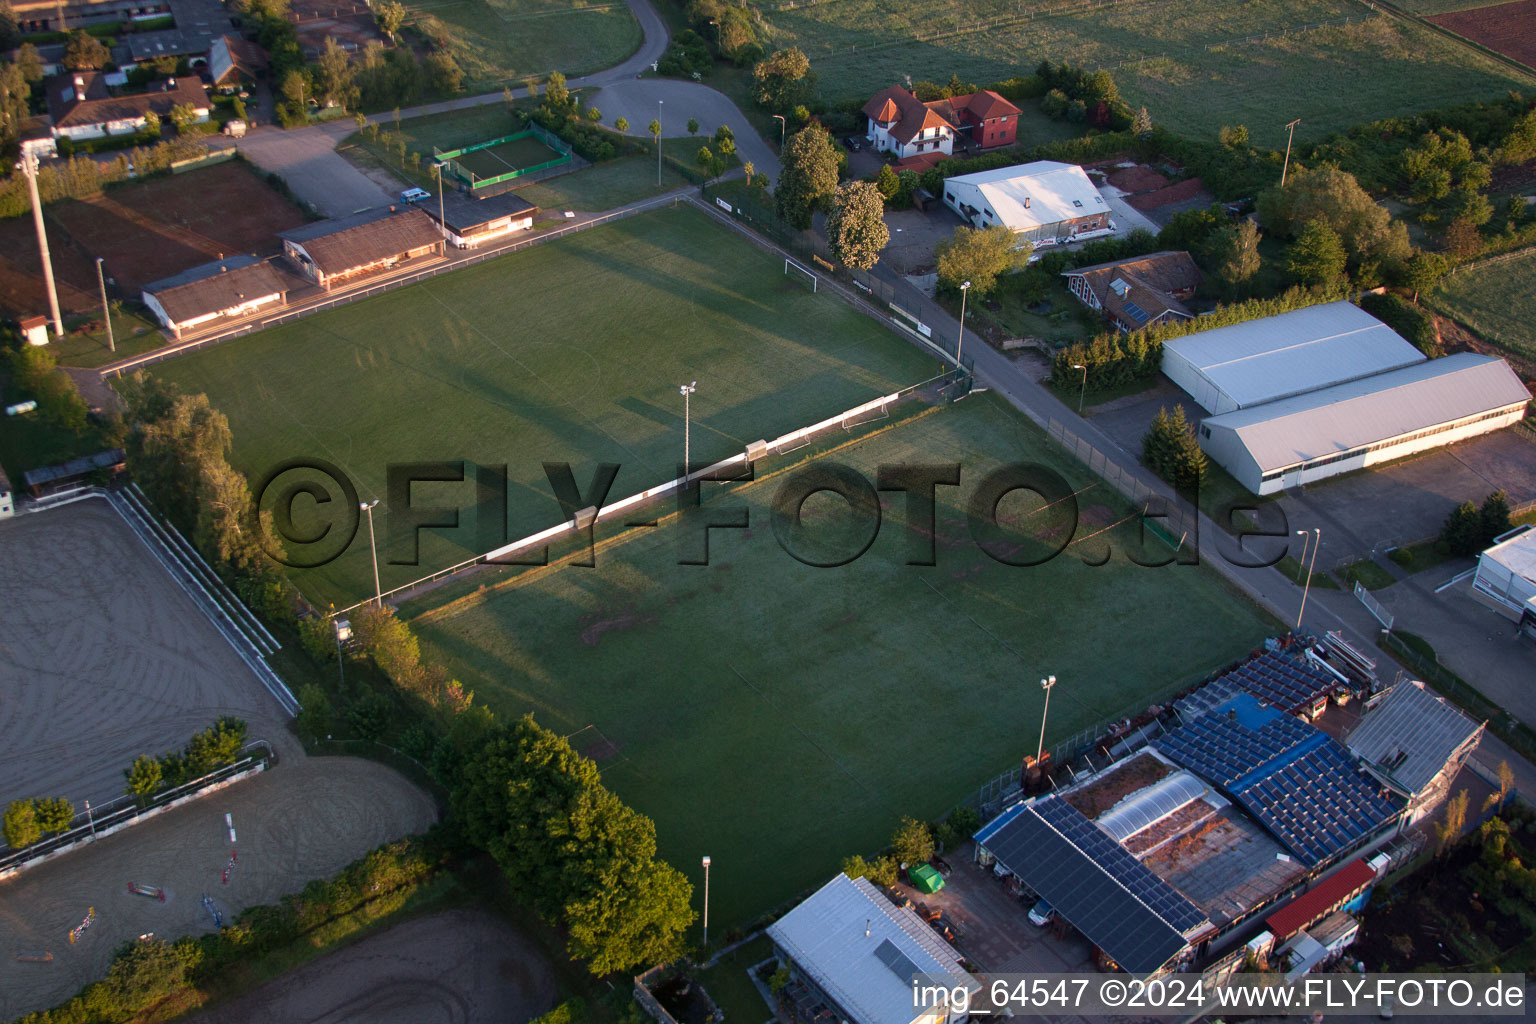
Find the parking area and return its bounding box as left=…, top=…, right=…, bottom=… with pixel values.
left=892, top=843, right=1095, bottom=974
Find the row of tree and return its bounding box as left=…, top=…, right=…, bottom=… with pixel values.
left=2, top=796, right=75, bottom=849
left=840, top=807, right=981, bottom=887
left=1440, top=490, right=1514, bottom=558
left=124, top=717, right=251, bottom=800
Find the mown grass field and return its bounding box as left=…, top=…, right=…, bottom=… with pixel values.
left=403, top=391, right=1275, bottom=926
left=405, top=0, right=641, bottom=88
left=146, top=205, right=937, bottom=608
left=753, top=0, right=1536, bottom=141
left=1427, top=250, right=1536, bottom=361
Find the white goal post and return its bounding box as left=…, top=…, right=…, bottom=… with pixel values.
left=784, top=258, right=818, bottom=292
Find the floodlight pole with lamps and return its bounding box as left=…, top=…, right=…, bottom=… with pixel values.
left=434, top=161, right=446, bottom=254
left=772, top=114, right=786, bottom=149
left=361, top=499, right=381, bottom=605
left=1295, top=528, right=1315, bottom=584
left=1036, top=674, right=1057, bottom=766
left=680, top=381, right=697, bottom=474
left=956, top=280, right=971, bottom=372
left=95, top=257, right=114, bottom=352
left=701, top=855, right=712, bottom=950
left=657, top=99, right=664, bottom=185
left=1072, top=363, right=1087, bottom=413
left=1295, top=528, right=1320, bottom=630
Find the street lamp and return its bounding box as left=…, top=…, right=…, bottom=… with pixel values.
left=680, top=381, right=697, bottom=475
left=95, top=257, right=114, bottom=352
left=361, top=499, right=381, bottom=605
left=1294, top=528, right=1315, bottom=584
left=1295, top=528, right=1320, bottom=631
left=657, top=99, right=664, bottom=186
left=1072, top=363, right=1087, bottom=414
left=955, top=280, right=971, bottom=373
left=1035, top=675, right=1057, bottom=766
left=772, top=114, right=786, bottom=149
left=701, top=855, right=712, bottom=951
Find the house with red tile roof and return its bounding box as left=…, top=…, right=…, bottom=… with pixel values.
left=860, top=87, right=1021, bottom=161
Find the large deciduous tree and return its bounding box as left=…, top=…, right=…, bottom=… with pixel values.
left=935, top=224, right=1027, bottom=294
left=751, top=47, right=813, bottom=114
left=1257, top=164, right=1409, bottom=277
left=775, top=122, right=838, bottom=229
left=62, top=29, right=111, bottom=70
left=826, top=180, right=889, bottom=270
left=1206, top=220, right=1261, bottom=296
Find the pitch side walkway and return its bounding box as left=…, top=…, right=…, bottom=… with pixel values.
left=233, top=0, right=778, bottom=216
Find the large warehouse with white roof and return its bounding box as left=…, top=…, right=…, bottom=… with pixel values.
left=1196, top=353, right=1531, bottom=495
left=1161, top=301, right=1426, bottom=415
left=941, top=160, right=1112, bottom=245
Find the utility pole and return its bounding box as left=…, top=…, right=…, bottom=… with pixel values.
left=19, top=153, right=64, bottom=336
left=657, top=99, right=664, bottom=186
left=1280, top=118, right=1301, bottom=188
left=95, top=258, right=114, bottom=352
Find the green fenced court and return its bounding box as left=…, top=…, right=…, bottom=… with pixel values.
left=435, top=126, right=570, bottom=190
left=404, top=391, right=1276, bottom=927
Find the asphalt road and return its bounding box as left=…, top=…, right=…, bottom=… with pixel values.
left=232, top=0, right=780, bottom=215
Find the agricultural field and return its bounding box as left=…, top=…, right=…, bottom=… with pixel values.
left=404, top=0, right=642, bottom=89
left=1427, top=251, right=1536, bottom=362
left=147, top=204, right=937, bottom=609
left=1429, top=0, right=1536, bottom=68
left=751, top=0, right=1536, bottom=141
left=404, top=391, right=1275, bottom=927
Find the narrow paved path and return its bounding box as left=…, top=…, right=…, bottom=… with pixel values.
left=233, top=0, right=778, bottom=215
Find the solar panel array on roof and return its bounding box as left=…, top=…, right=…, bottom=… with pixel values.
left=873, top=938, right=921, bottom=985
left=1175, top=650, right=1339, bottom=719
left=979, top=800, right=1196, bottom=974
left=1156, top=695, right=1400, bottom=865
left=1123, top=301, right=1151, bottom=325
left=1033, top=798, right=1208, bottom=933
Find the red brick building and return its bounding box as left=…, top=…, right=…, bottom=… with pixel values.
left=861, top=87, right=1022, bottom=161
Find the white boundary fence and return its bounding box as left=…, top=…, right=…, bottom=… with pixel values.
left=1354, top=580, right=1395, bottom=629
left=335, top=388, right=911, bottom=614
left=0, top=743, right=273, bottom=882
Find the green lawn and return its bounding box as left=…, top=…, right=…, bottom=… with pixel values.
left=1339, top=558, right=1397, bottom=590
left=695, top=936, right=773, bottom=1023
left=49, top=309, right=166, bottom=369
left=405, top=0, right=642, bottom=89
left=513, top=148, right=700, bottom=211
left=404, top=391, right=1274, bottom=927
left=752, top=0, right=1536, bottom=141
left=1427, top=250, right=1536, bottom=362
left=0, top=374, right=111, bottom=484
left=145, top=205, right=936, bottom=608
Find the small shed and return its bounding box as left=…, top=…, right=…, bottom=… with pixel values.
left=19, top=315, right=50, bottom=346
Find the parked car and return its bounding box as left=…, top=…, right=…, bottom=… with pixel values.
left=843, top=136, right=863, bottom=151
left=400, top=187, right=431, bottom=204
left=1028, top=899, right=1056, bottom=927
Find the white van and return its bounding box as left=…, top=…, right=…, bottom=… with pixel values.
left=400, top=187, right=431, bottom=204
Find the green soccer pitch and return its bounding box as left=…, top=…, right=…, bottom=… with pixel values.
left=147, top=205, right=941, bottom=609
left=405, top=391, right=1276, bottom=926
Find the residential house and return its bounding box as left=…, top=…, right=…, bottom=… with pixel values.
left=279, top=207, right=443, bottom=290
left=46, top=71, right=209, bottom=140
left=207, top=34, right=268, bottom=90
left=142, top=255, right=293, bottom=338
left=1063, top=250, right=1201, bottom=332
left=941, top=160, right=1112, bottom=246
left=861, top=86, right=1022, bottom=161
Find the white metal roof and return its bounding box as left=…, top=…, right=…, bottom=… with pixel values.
left=767, top=874, right=973, bottom=1024
left=1481, top=526, right=1536, bottom=585
left=1202, top=353, right=1532, bottom=473
left=1163, top=302, right=1425, bottom=408
left=946, top=160, right=1106, bottom=231
left=1346, top=680, right=1483, bottom=795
